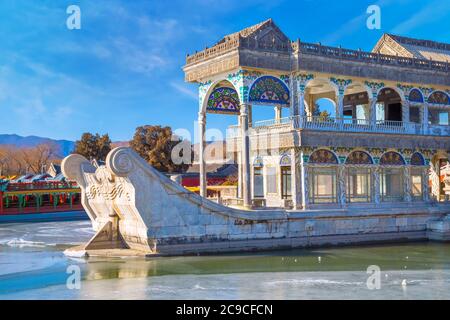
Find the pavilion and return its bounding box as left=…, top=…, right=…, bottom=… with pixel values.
left=183, top=19, right=450, bottom=210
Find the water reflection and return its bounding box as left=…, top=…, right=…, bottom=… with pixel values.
left=1, top=221, right=450, bottom=299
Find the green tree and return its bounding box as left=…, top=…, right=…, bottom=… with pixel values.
left=313, top=103, right=331, bottom=121
left=129, top=125, right=189, bottom=173
left=74, top=133, right=111, bottom=161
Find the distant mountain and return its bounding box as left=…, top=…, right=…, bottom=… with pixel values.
left=0, top=134, right=75, bottom=158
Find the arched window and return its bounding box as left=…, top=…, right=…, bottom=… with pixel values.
left=428, top=91, right=450, bottom=105
left=249, top=76, right=290, bottom=105
left=379, top=152, right=405, bottom=165
left=345, top=151, right=373, bottom=165
left=308, top=149, right=338, bottom=204
left=314, top=98, right=336, bottom=119
left=308, top=149, right=338, bottom=164
left=379, top=152, right=405, bottom=202
left=410, top=152, right=425, bottom=201
left=207, top=87, right=240, bottom=114
left=280, top=154, right=291, bottom=166
left=279, top=155, right=291, bottom=200
left=345, top=151, right=372, bottom=203
left=409, top=89, right=424, bottom=103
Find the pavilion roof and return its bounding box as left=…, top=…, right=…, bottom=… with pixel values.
left=373, top=34, right=450, bottom=62
left=215, top=18, right=285, bottom=44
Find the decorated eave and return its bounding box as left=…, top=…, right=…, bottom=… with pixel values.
left=183, top=19, right=293, bottom=82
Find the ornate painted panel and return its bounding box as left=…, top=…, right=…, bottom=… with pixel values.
left=409, top=89, right=424, bottom=103
left=410, top=152, right=425, bottom=166
left=253, top=157, right=264, bottom=167
left=279, top=154, right=291, bottom=166
left=345, top=151, right=373, bottom=165
left=428, top=91, right=450, bottom=105
left=206, top=87, right=240, bottom=114
left=379, top=152, right=405, bottom=165
left=249, top=76, right=290, bottom=105
left=308, top=149, right=338, bottom=164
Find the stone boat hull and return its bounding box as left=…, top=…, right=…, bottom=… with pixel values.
left=61, top=147, right=450, bottom=257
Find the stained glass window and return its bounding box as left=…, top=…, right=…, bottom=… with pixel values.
left=410, top=152, right=425, bottom=166
left=280, top=154, right=291, bottom=166
left=409, top=89, right=424, bottom=103
left=308, top=149, right=338, bottom=164
left=379, top=152, right=405, bottom=165
left=249, top=76, right=290, bottom=105
left=428, top=91, right=450, bottom=105
left=207, top=87, right=240, bottom=114
left=345, top=151, right=373, bottom=165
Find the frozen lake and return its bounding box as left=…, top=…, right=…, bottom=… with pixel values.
left=1, top=221, right=450, bottom=300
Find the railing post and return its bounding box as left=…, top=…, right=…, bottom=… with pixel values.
left=198, top=112, right=207, bottom=198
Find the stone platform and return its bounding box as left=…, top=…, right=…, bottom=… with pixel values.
left=61, top=147, right=450, bottom=257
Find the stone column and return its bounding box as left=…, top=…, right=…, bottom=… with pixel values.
left=402, top=100, right=410, bottom=123
left=372, top=167, right=381, bottom=204
left=337, top=93, right=344, bottom=120
left=297, top=90, right=306, bottom=128
left=423, top=103, right=429, bottom=134
left=274, top=105, right=282, bottom=123
left=403, top=166, right=412, bottom=202
left=237, top=116, right=243, bottom=199
left=291, top=149, right=302, bottom=210
left=248, top=105, right=253, bottom=128
left=369, top=98, right=377, bottom=128
left=300, top=152, right=309, bottom=209
left=240, top=104, right=251, bottom=208
left=422, top=167, right=430, bottom=202
left=198, top=112, right=207, bottom=197
left=338, top=165, right=346, bottom=206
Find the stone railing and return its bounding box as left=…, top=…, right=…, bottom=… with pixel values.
left=186, top=36, right=450, bottom=73
left=297, top=41, right=450, bottom=72
left=227, top=116, right=449, bottom=137
left=297, top=116, right=433, bottom=135
left=186, top=37, right=240, bottom=65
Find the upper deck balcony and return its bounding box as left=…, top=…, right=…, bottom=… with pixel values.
left=228, top=116, right=450, bottom=137
left=226, top=115, right=450, bottom=152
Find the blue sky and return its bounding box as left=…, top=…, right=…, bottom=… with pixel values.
left=0, top=0, right=449, bottom=141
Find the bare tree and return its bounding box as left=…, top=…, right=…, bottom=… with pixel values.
left=21, top=143, right=59, bottom=174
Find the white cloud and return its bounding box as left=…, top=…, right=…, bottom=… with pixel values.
left=170, top=81, right=198, bottom=100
